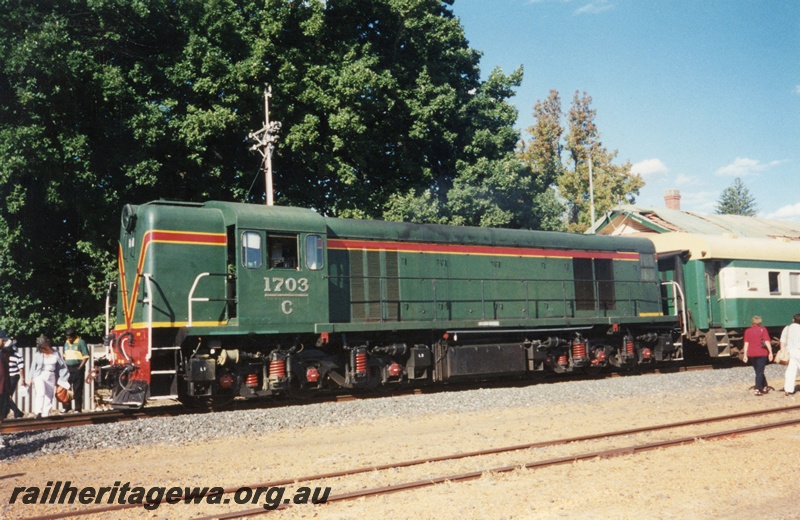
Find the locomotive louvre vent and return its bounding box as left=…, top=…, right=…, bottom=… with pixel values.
left=367, top=251, right=381, bottom=320
left=350, top=250, right=366, bottom=321
left=348, top=249, right=400, bottom=322
left=385, top=251, right=400, bottom=321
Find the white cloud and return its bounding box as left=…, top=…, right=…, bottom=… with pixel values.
left=631, top=158, right=668, bottom=179
left=715, top=157, right=784, bottom=177
left=675, top=173, right=700, bottom=187
left=765, top=202, right=800, bottom=222
left=574, top=1, right=615, bottom=15
left=795, top=84, right=800, bottom=95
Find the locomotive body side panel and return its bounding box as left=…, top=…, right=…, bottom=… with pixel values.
left=323, top=218, right=668, bottom=334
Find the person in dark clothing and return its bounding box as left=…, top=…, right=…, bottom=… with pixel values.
left=63, top=328, right=89, bottom=413
left=742, top=315, right=773, bottom=396
left=0, top=330, right=13, bottom=447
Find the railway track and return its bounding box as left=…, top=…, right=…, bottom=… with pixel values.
left=1, top=362, right=721, bottom=435
left=17, top=401, right=800, bottom=520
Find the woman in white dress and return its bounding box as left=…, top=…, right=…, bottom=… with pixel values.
left=27, top=335, right=69, bottom=418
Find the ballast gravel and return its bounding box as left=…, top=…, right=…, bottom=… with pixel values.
left=0, top=363, right=786, bottom=462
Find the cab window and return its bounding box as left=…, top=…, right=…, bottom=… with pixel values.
left=268, top=235, right=298, bottom=269
left=305, top=235, right=324, bottom=270
left=241, top=231, right=262, bottom=269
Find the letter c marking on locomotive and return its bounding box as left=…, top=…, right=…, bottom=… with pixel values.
left=281, top=300, right=293, bottom=315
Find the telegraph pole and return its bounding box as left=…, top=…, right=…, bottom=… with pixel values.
left=588, top=153, right=595, bottom=232
left=248, top=86, right=281, bottom=205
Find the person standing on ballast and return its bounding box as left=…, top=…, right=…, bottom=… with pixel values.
left=63, top=328, right=89, bottom=413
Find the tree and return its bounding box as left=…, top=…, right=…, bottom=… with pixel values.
left=715, top=177, right=758, bottom=216
left=558, top=91, right=643, bottom=233
left=0, top=0, right=526, bottom=339
left=516, top=89, right=567, bottom=231
left=0, top=0, right=268, bottom=339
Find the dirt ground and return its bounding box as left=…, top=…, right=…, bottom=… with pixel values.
left=3, top=377, right=800, bottom=520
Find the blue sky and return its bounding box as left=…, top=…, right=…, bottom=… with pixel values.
left=450, top=0, right=800, bottom=221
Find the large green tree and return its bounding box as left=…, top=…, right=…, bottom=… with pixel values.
left=385, top=65, right=557, bottom=230
left=715, top=177, right=758, bottom=216
left=0, top=0, right=523, bottom=339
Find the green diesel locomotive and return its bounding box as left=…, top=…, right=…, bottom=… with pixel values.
left=103, top=200, right=680, bottom=408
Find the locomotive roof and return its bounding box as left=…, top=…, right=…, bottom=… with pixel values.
left=202, top=201, right=328, bottom=233
left=646, top=232, right=800, bottom=262
left=198, top=201, right=655, bottom=253
left=323, top=213, right=654, bottom=253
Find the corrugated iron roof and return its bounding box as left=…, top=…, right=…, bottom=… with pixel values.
left=591, top=205, right=800, bottom=240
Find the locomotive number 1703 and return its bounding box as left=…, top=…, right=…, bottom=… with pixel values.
left=263, top=277, right=310, bottom=295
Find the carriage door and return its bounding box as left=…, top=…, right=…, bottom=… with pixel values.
left=705, top=261, right=722, bottom=327
left=657, top=252, right=685, bottom=318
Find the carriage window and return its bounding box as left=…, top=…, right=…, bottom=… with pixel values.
left=241, top=231, right=262, bottom=269
left=769, top=271, right=781, bottom=295
left=268, top=235, right=298, bottom=269
left=791, top=273, right=800, bottom=295
left=305, top=235, right=324, bottom=270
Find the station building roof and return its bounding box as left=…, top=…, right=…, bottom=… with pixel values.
left=588, top=205, right=800, bottom=241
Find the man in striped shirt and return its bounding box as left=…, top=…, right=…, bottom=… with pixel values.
left=5, top=337, right=24, bottom=419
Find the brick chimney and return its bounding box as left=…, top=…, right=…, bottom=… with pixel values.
left=664, top=189, right=681, bottom=210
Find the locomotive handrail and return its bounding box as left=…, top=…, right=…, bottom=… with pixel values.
left=661, top=280, right=688, bottom=336
left=187, top=272, right=229, bottom=327
left=142, top=273, right=154, bottom=362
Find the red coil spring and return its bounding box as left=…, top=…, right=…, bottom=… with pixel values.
left=557, top=355, right=568, bottom=366
left=270, top=358, right=286, bottom=379
left=245, top=373, right=259, bottom=388
left=355, top=351, right=367, bottom=374
left=572, top=341, right=587, bottom=359
left=625, top=339, right=634, bottom=356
